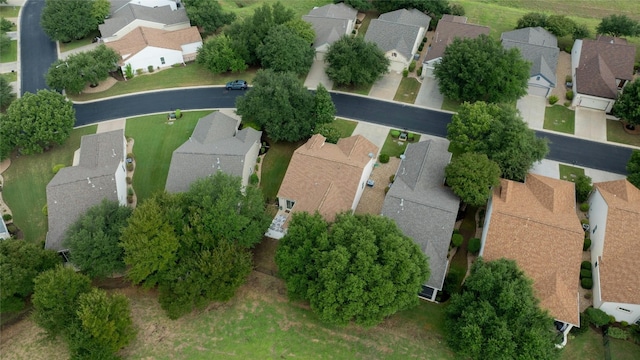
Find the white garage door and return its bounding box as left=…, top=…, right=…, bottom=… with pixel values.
left=579, top=97, right=609, bottom=111
left=527, top=85, right=549, bottom=97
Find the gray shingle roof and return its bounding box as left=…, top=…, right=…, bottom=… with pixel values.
left=501, top=27, right=559, bottom=85
left=307, top=2, right=357, bottom=20
left=99, top=2, right=189, bottom=38
left=364, top=9, right=430, bottom=62
left=379, top=8, right=431, bottom=28
left=302, top=16, right=350, bottom=49
left=165, top=112, right=262, bottom=193
left=381, top=140, right=460, bottom=291
left=46, top=130, right=126, bottom=252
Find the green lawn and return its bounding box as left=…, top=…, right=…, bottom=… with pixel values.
left=333, top=82, right=374, bottom=96
left=260, top=141, right=301, bottom=202
left=0, top=71, right=17, bottom=82
left=0, top=6, right=20, bottom=17
left=380, top=130, right=421, bottom=158
left=331, top=118, right=358, bottom=138
left=58, top=30, right=101, bottom=53
left=441, top=97, right=462, bottom=112
left=544, top=105, right=575, bottom=134
left=356, top=10, right=379, bottom=37
left=2, top=126, right=97, bottom=245
left=559, top=164, right=585, bottom=182
left=0, top=40, right=17, bottom=63
left=606, top=120, right=640, bottom=147
left=562, top=328, right=604, bottom=360
left=609, top=337, right=640, bottom=360
left=125, top=111, right=212, bottom=202
left=394, top=77, right=421, bottom=104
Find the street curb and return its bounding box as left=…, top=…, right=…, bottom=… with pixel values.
left=70, top=85, right=225, bottom=104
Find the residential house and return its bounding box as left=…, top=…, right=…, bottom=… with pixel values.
left=381, top=139, right=460, bottom=302
left=302, top=2, right=358, bottom=60
left=501, top=27, right=559, bottom=98
left=100, top=0, right=190, bottom=42
left=105, top=26, right=202, bottom=73
left=588, top=180, right=640, bottom=324
left=364, top=9, right=431, bottom=72
left=45, top=130, right=128, bottom=253
left=479, top=174, right=584, bottom=344
left=269, top=134, right=378, bottom=239
left=571, top=36, right=636, bottom=112
left=422, top=15, right=489, bottom=77
left=165, top=111, right=262, bottom=193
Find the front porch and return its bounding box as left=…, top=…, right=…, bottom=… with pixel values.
left=264, top=209, right=289, bottom=240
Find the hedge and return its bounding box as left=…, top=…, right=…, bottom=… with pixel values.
left=581, top=278, right=593, bottom=289
left=607, top=327, right=628, bottom=340
left=580, top=203, right=589, bottom=212
left=581, top=261, right=591, bottom=270
left=390, top=130, right=401, bottom=138
left=586, top=307, right=611, bottom=327
left=580, top=269, right=592, bottom=279
left=565, top=90, right=574, bottom=100
left=468, top=238, right=481, bottom=254
left=451, top=234, right=463, bottom=247
left=379, top=154, right=390, bottom=163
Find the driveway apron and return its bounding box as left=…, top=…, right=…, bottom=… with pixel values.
left=304, top=58, right=333, bottom=90
left=516, top=95, right=546, bottom=130
left=574, top=107, right=607, bottom=142
left=414, top=76, right=444, bottom=109
left=368, top=72, right=402, bottom=100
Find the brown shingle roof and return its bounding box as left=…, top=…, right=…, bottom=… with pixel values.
left=105, top=26, right=202, bottom=62
left=575, top=37, right=636, bottom=99
left=593, top=180, right=640, bottom=305
left=483, top=174, right=584, bottom=326
left=424, top=15, right=490, bottom=62
left=277, top=134, right=378, bottom=223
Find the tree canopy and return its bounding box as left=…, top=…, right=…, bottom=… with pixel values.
left=446, top=258, right=559, bottom=359
left=627, top=150, right=640, bottom=189
left=41, top=0, right=99, bottom=42
left=613, top=79, right=640, bottom=126
left=445, top=152, right=501, bottom=207
left=257, top=24, right=315, bottom=75
left=0, top=75, right=15, bottom=111
left=46, top=45, right=120, bottom=94
left=597, top=14, right=639, bottom=37
left=334, top=0, right=372, bottom=11
left=516, top=12, right=589, bottom=40
left=313, top=83, right=336, bottom=125
left=434, top=35, right=530, bottom=104
left=183, top=0, right=236, bottom=33
left=447, top=101, right=549, bottom=181
left=284, top=18, right=316, bottom=45
left=575, top=174, right=593, bottom=203
left=325, top=35, right=389, bottom=87
left=196, top=34, right=247, bottom=74
left=276, top=212, right=430, bottom=327
left=91, top=0, right=110, bottom=25
left=0, top=240, right=60, bottom=313
left=374, top=0, right=450, bottom=17
left=0, top=90, right=76, bottom=160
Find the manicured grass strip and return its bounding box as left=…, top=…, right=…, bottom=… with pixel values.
left=0, top=71, right=17, bottom=82
left=561, top=327, right=605, bottom=360
left=331, top=118, right=357, bottom=138
left=2, top=125, right=97, bottom=244
left=58, top=30, right=100, bottom=53
left=559, top=164, right=585, bottom=183
left=0, top=6, right=21, bottom=17
left=544, top=105, right=575, bottom=134
left=441, top=97, right=461, bottom=113
left=380, top=130, right=421, bottom=158
left=333, top=82, right=374, bottom=96
left=606, top=120, right=640, bottom=147
left=125, top=111, right=212, bottom=202
left=260, top=141, right=301, bottom=202
left=609, top=337, right=640, bottom=360
left=394, top=77, right=421, bottom=104
left=0, top=39, right=17, bottom=63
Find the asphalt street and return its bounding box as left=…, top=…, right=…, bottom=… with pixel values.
left=73, top=90, right=632, bottom=175
left=20, top=0, right=57, bottom=95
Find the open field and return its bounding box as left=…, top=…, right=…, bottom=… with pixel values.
left=219, top=0, right=331, bottom=20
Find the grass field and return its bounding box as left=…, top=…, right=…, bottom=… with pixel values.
left=394, top=77, right=421, bottom=104
left=544, top=105, right=575, bottom=134
left=125, top=111, right=211, bottom=202
left=562, top=328, right=605, bottom=360
left=58, top=30, right=101, bottom=53
left=0, top=71, right=17, bottom=82
left=441, top=97, right=462, bottom=112
left=606, top=120, right=640, bottom=147
left=260, top=141, right=301, bottom=202
left=559, top=164, right=585, bottom=182
left=609, top=337, right=640, bottom=360
left=331, top=118, right=358, bottom=138
left=0, top=40, right=17, bottom=63
left=2, top=126, right=97, bottom=244
left=0, top=6, right=20, bottom=17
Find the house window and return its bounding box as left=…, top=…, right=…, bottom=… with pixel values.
left=595, top=261, right=598, bottom=268
left=160, top=57, right=165, bottom=65
left=392, top=52, right=397, bottom=57
left=592, top=225, right=597, bottom=234
left=536, top=76, right=541, bottom=80
left=286, top=200, right=295, bottom=210
left=617, top=307, right=632, bottom=313
left=617, top=79, right=626, bottom=89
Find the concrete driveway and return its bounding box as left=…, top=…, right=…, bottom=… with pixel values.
left=368, top=72, right=402, bottom=100
left=414, top=76, right=443, bottom=109
left=575, top=107, right=607, bottom=142
left=304, top=58, right=333, bottom=90
left=516, top=95, right=546, bottom=130
left=351, top=121, right=390, bottom=155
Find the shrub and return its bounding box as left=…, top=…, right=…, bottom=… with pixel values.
left=583, top=237, right=592, bottom=251
left=407, top=133, right=415, bottom=141
left=608, top=327, right=628, bottom=340
left=147, top=65, right=154, bottom=73
left=389, top=174, right=395, bottom=183
left=127, top=152, right=134, bottom=160
left=417, top=67, right=422, bottom=77
left=42, top=204, right=48, bottom=216
left=402, top=69, right=409, bottom=77
left=254, top=164, right=259, bottom=172
left=565, top=90, right=574, bottom=100
left=379, top=154, right=390, bottom=163
left=175, top=109, right=181, bottom=118
left=2, top=213, right=12, bottom=221
left=126, top=162, right=134, bottom=172
left=127, top=195, right=133, bottom=204
left=422, top=37, right=427, bottom=43
left=418, top=44, right=424, bottom=52
left=126, top=176, right=132, bottom=184
left=571, top=312, right=591, bottom=335
left=621, top=321, right=629, bottom=327
left=581, top=261, right=591, bottom=270
left=580, top=218, right=589, bottom=225
left=564, top=100, right=571, bottom=107
left=52, top=164, right=66, bottom=174
left=124, top=63, right=134, bottom=79
left=468, top=238, right=481, bottom=254
left=351, top=29, right=356, bottom=35
left=581, top=278, right=593, bottom=289
left=548, top=95, right=559, bottom=105
left=580, top=269, right=592, bottom=279
left=564, top=46, right=572, bottom=53
left=408, top=60, right=416, bottom=72
left=127, top=187, right=134, bottom=196
left=575, top=174, right=592, bottom=203
left=390, top=130, right=400, bottom=138
left=136, top=68, right=143, bottom=75
left=565, top=74, right=573, bottom=83
left=580, top=203, right=589, bottom=212
left=451, top=233, right=463, bottom=247
left=256, top=156, right=261, bottom=164
left=249, top=173, right=259, bottom=185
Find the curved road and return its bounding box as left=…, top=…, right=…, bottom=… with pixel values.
left=74, top=90, right=632, bottom=175
left=20, top=0, right=57, bottom=95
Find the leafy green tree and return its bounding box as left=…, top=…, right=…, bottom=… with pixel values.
left=447, top=102, right=549, bottom=181
left=0, top=32, right=10, bottom=53
left=0, top=17, right=13, bottom=33
left=313, top=83, right=336, bottom=125
left=63, top=199, right=132, bottom=279
left=375, top=0, right=450, bottom=17
left=575, top=174, right=593, bottom=203
left=41, top=0, right=99, bottom=42
left=47, top=45, right=119, bottom=94
left=284, top=18, right=316, bottom=45
left=32, top=266, right=92, bottom=337
left=91, top=0, right=110, bottom=25
left=572, top=23, right=591, bottom=40
left=325, top=35, right=389, bottom=87
left=0, top=75, right=15, bottom=111
left=586, top=307, right=611, bottom=327
left=46, top=60, right=86, bottom=94
left=597, top=14, right=639, bottom=37
left=314, top=123, right=341, bottom=144
left=1, top=90, right=76, bottom=157
left=236, top=69, right=315, bottom=142
left=183, top=0, right=235, bottom=33
left=335, top=0, right=372, bottom=11
left=626, top=150, right=640, bottom=189
left=434, top=35, right=530, bottom=103
left=445, top=153, right=501, bottom=206
left=516, top=12, right=548, bottom=29
left=196, top=34, right=247, bottom=74
left=545, top=15, right=576, bottom=37
left=258, top=24, right=315, bottom=75
left=446, top=258, right=559, bottom=359
left=0, top=240, right=60, bottom=313
left=613, top=78, right=640, bottom=126
left=276, top=213, right=430, bottom=326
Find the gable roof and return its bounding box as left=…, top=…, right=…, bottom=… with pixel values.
left=45, top=130, right=126, bottom=252
left=593, top=180, right=640, bottom=305
left=99, top=1, right=189, bottom=38
left=165, top=112, right=262, bottom=193
left=306, top=2, right=358, bottom=20
left=106, top=26, right=202, bottom=62
left=381, top=140, right=459, bottom=291
left=424, top=15, right=490, bottom=62
left=277, top=134, right=378, bottom=223
left=379, top=8, right=431, bottom=28
left=501, top=27, right=559, bottom=85
left=575, top=37, right=636, bottom=99
left=364, top=9, right=430, bottom=61
left=482, top=174, right=584, bottom=326
left=302, top=16, right=351, bottom=49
